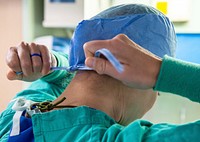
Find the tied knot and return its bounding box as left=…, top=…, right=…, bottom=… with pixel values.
left=30, top=97, right=76, bottom=112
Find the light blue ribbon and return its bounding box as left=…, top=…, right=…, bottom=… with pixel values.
left=16, top=49, right=124, bottom=74
left=94, top=48, right=124, bottom=73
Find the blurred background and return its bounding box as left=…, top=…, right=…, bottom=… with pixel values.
left=1, top=0, right=200, bottom=124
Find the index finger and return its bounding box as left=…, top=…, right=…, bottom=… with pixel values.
left=17, top=42, right=32, bottom=76
left=83, top=39, right=111, bottom=58
left=83, top=34, right=131, bottom=59
left=6, top=46, right=22, bottom=73
left=38, top=44, right=51, bottom=75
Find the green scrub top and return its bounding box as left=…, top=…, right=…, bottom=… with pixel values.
left=32, top=106, right=200, bottom=142
left=1, top=54, right=200, bottom=142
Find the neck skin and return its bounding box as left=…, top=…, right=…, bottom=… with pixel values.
left=53, top=71, right=156, bottom=125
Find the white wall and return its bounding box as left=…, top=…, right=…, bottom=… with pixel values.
left=174, top=0, right=200, bottom=33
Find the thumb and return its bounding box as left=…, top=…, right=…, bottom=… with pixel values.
left=85, top=57, right=114, bottom=75
left=7, top=70, right=22, bottom=80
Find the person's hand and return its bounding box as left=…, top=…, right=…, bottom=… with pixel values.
left=84, top=34, right=162, bottom=89
left=6, top=42, right=57, bottom=82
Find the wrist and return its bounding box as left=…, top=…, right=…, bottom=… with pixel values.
left=149, top=56, right=162, bottom=88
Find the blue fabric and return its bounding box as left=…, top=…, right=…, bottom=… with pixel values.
left=69, top=4, right=176, bottom=71
left=52, top=37, right=70, bottom=54
left=8, top=112, right=34, bottom=142
left=90, top=4, right=162, bottom=19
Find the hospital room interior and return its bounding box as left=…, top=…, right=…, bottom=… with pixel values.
left=0, top=0, right=200, bottom=124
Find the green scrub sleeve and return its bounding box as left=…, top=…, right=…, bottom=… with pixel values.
left=154, top=55, right=200, bottom=103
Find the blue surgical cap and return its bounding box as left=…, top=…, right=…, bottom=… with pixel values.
left=69, top=4, right=176, bottom=71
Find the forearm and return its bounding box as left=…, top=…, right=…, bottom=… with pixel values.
left=154, top=55, right=200, bottom=102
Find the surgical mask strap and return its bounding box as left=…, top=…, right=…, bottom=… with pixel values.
left=51, top=48, right=124, bottom=73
